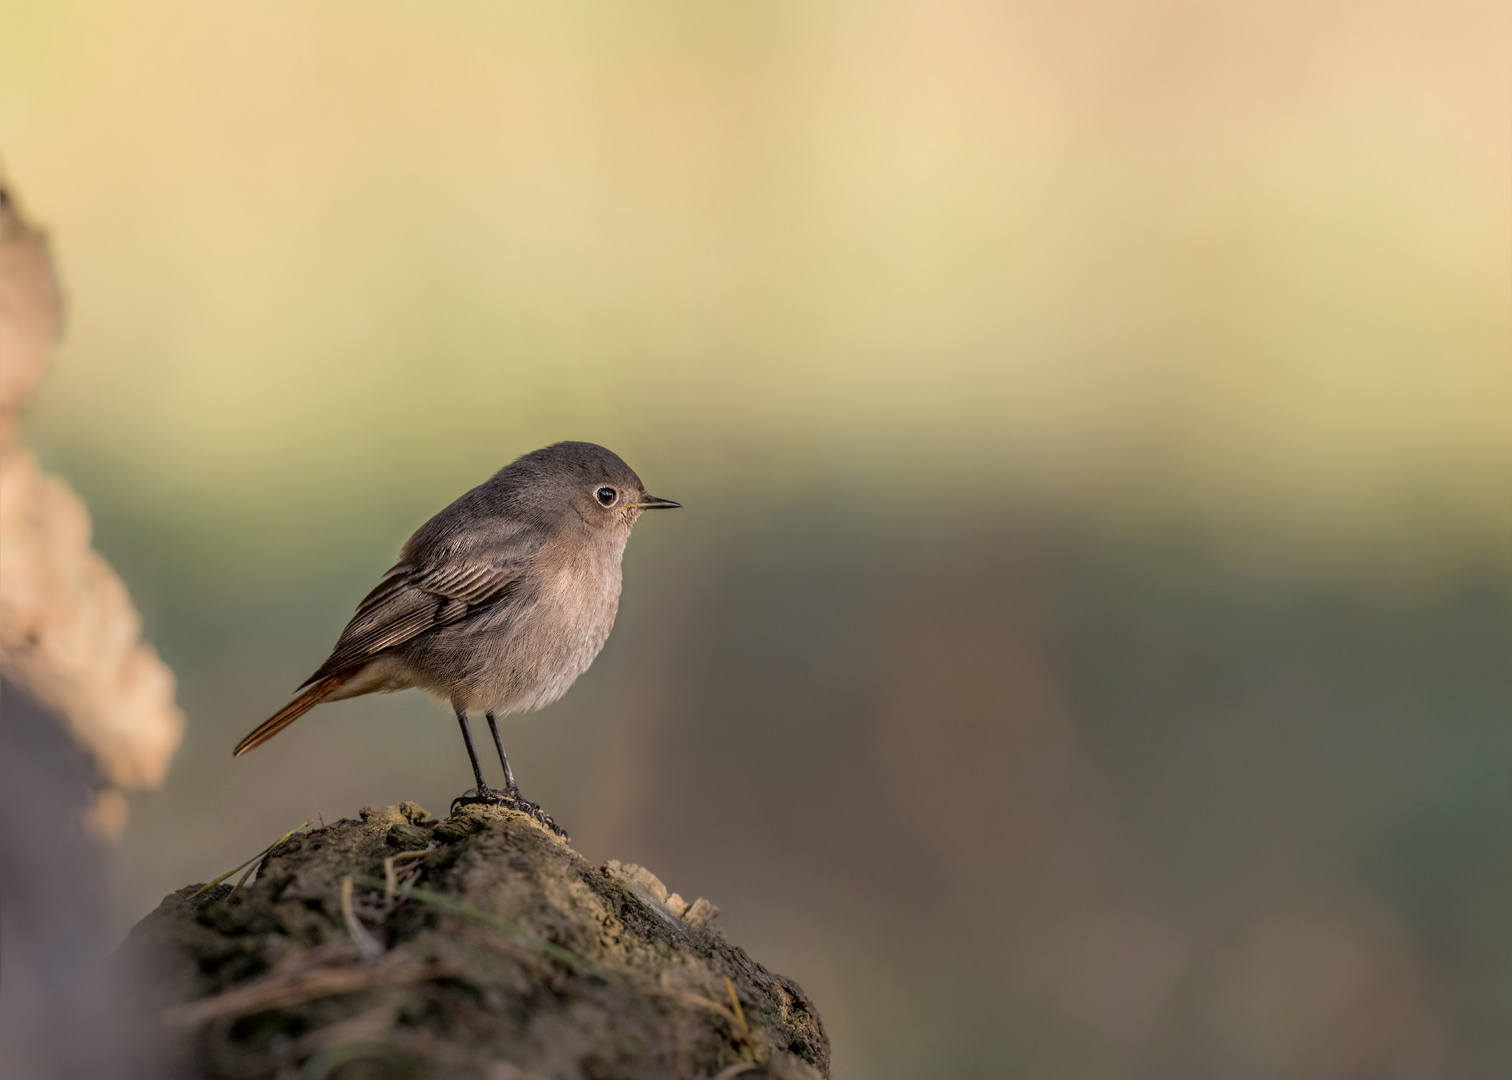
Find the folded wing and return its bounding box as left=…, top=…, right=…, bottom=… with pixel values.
left=302, top=533, right=540, bottom=686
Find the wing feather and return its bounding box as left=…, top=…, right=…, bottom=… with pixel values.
left=300, top=531, right=540, bottom=686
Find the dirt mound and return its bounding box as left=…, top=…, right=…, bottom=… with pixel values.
left=119, top=802, right=828, bottom=1080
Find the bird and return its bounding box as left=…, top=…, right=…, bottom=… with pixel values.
left=232, top=442, right=680, bottom=835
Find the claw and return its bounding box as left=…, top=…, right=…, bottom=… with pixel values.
left=449, top=789, right=569, bottom=840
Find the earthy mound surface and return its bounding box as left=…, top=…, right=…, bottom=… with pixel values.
left=118, top=802, right=828, bottom=1080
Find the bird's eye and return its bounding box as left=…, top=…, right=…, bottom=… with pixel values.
left=595, top=486, right=618, bottom=506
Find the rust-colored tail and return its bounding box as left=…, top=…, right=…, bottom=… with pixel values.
left=233, top=674, right=348, bottom=757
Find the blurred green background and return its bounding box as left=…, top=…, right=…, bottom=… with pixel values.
left=2, top=1, right=1509, bottom=1076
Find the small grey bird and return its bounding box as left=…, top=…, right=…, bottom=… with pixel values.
left=232, top=442, right=679, bottom=833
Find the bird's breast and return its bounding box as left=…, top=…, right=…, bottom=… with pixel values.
left=543, top=551, right=623, bottom=657
left=475, top=547, right=623, bottom=714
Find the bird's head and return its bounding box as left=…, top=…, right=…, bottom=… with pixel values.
left=507, top=442, right=680, bottom=536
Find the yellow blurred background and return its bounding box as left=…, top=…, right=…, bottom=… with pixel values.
left=2, top=1, right=1508, bottom=1076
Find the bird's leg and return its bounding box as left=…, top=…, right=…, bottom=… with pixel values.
left=449, top=708, right=567, bottom=838
left=477, top=710, right=567, bottom=839
left=485, top=712, right=519, bottom=798
left=455, top=710, right=495, bottom=799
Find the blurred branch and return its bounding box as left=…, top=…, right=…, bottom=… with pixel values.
left=0, top=181, right=185, bottom=838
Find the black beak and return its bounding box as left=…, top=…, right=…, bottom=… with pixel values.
left=630, top=495, right=681, bottom=510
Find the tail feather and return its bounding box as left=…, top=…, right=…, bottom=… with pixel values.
left=233, top=674, right=348, bottom=756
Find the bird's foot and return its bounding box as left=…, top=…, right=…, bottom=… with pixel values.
left=450, top=786, right=569, bottom=841
left=502, top=792, right=569, bottom=841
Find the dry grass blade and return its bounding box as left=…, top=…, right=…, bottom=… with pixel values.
left=189, top=820, right=312, bottom=900
left=673, top=993, right=740, bottom=1027
left=710, top=1064, right=758, bottom=1080
left=724, top=977, right=752, bottom=1049
left=661, top=974, right=758, bottom=1063
left=161, top=953, right=446, bottom=1028
left=340, top=875, right=385, bottom=960
left=349, top=874, right=600, bottom=977
left=383, top=849, right=431, bottom=897
left=275, top=1006, right=397, bottom=1063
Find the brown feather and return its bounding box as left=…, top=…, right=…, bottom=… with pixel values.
left=300, top=559, right=527, bottom=688
left=232, top=673, right=350, bottom=757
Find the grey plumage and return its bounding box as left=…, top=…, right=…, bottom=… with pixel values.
left=233, top=442, right=679, bottom=818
